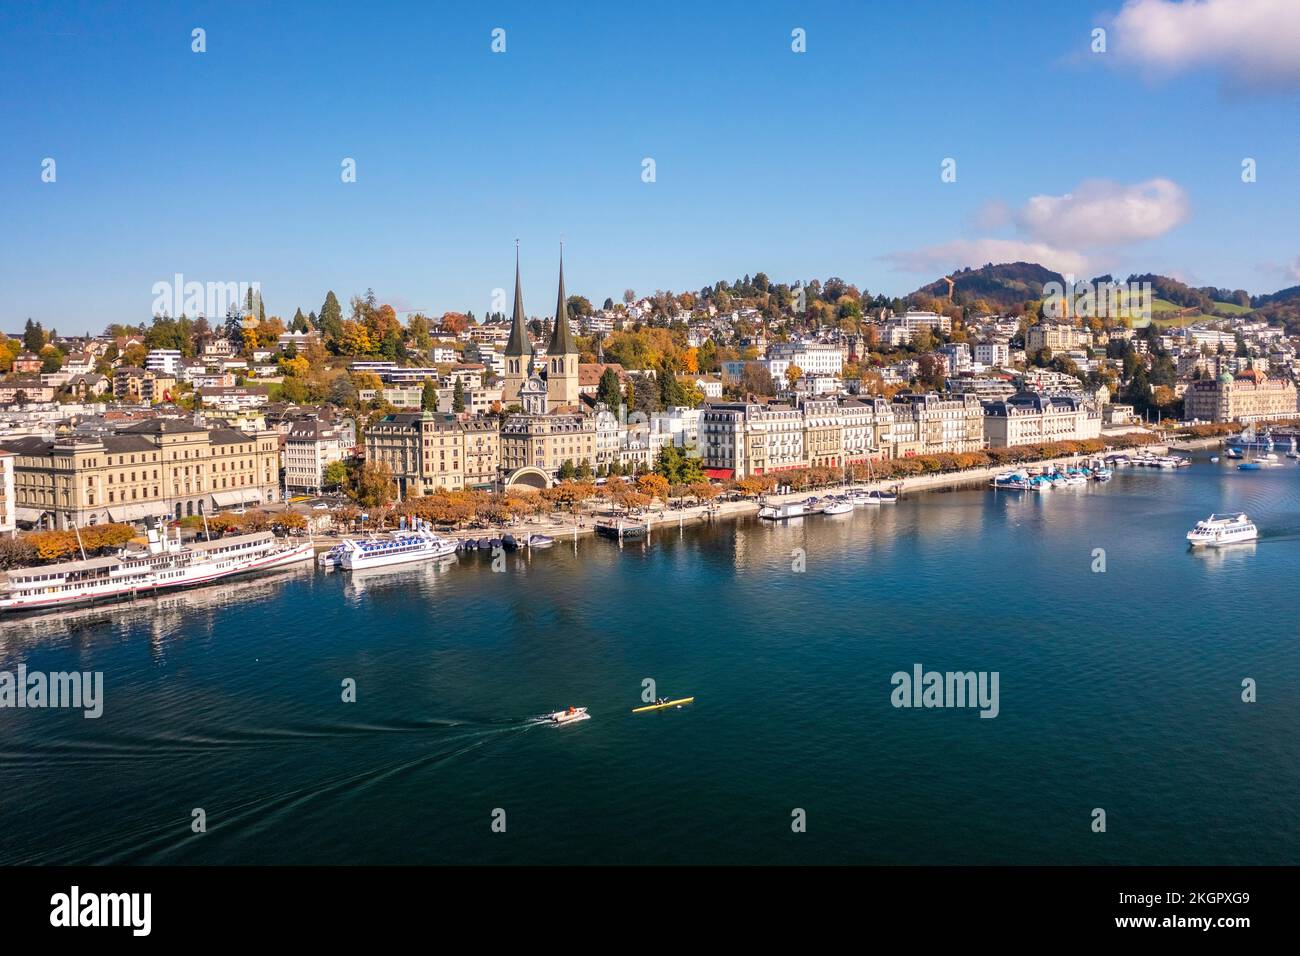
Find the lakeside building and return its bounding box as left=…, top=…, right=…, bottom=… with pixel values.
left=0, top=450, right=14, bottom=534
left=891, top=393, right=986, bottom=455
left=284, top=419, right=344, bottom=495
left=801, top=398, right=844, bottom=470
left=363, top=411, right=503, bottom=496
left=1, top=420, right=280, bottom=529
left=982, top=393, right=1103, bottom=447
left=1182, top=370, right=1299, bottom=424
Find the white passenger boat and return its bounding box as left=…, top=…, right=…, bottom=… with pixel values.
left=542, top=706, right=590, bottom=724
left=0, top=523, right=314, bottom=614
left=821, top=500, right=854, bottom=515
left=1186, top=513, right=1258, bottom=548
left=337, top=527, right=457, bottom=571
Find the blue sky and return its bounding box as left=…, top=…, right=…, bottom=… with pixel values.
left=3, top=0, right=1299, bottom=333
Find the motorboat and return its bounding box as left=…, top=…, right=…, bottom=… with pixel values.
left=526, top=534, right=554, bottom=548
left=543, top=706, right=590, bottom=725
left=1186, top=513, right=1258, bottom=548
left=991, top=471, right=1032, bottom=490
left=821, top=500, right=854, bottom=515
left=867, top=490, right=898, bottom=504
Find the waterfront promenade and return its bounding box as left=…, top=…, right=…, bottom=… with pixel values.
left=311, top=452, right=1113, bottom=550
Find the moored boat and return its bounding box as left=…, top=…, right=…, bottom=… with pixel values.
left=0, top=522, right=314, bottom=614
left=338, top=527, right=458, bottom=571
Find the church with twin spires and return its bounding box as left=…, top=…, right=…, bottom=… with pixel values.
left=502, top=243, right=580, bottom=414
left=498, top=243, right=595, bottom=488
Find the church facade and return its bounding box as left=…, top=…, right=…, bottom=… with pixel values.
left=500, top=244, right=595, bottom=487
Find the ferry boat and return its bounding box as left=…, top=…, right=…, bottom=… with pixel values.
left=542, top=706, right=589, bottom=725
left=1186, top=513, right=1258, bottom=548
left=758, top=501, right=806, bottom=520
left=337, top=527, right=457, bottom=571
left=0, top=523, right=314, bottom=614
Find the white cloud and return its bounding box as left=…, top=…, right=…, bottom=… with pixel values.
left=883, top=239, right=1093, bottom=278
left=885, top=177, right=1187, bottom=279
left=1110, top=0, right=1300, bottom=90
left=1016, top=178, right=1189, bottom=248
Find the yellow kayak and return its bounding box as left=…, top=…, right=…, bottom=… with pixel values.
left=632, top=696, right=695, bottom=713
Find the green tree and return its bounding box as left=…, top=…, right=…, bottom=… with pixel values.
left=452, top=378, right=466, bottom=412
left=421, top=379, right=439, bottom=412
left=319, top=290, right=344, bottom=345
left=597, top=367, right=622, bottom=408
left=558, top=459, right=576, bottom=480
left=323, top=460, right=348, bottom=489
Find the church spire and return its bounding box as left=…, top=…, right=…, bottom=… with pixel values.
left=504, top=239, right=531, bottom=359
left=548, top=241, right=578, bottom=356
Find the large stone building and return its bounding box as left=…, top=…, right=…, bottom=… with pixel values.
left=1182, top=370, right=1298, bottom=424
left=891, top=393, right=985, bottom=455
left=1025, top=321, right=1089, bottom=355
left=2, top=419, right=281, bottom=529
left=499, top=411, right=595, bottom=487
left=982, top=392, right=1102, bottom=447
left=364, top=411, right=502, bottom=497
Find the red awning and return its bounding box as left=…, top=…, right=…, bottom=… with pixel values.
left=703, top=468, right=734, bottom=480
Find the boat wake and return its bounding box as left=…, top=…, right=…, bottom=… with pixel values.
left=0, top=718, right=544, bottom=865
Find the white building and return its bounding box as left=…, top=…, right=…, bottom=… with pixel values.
left=144, top=349, right=183, bottom=376
left=973, top=342, right=1010, bottom=367
left=982, top=393, right=1102, bottom=447
left=285, top=419, right=344, bottom=494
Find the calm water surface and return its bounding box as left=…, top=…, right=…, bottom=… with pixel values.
left=2, top=456, right=1298, bottom=864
